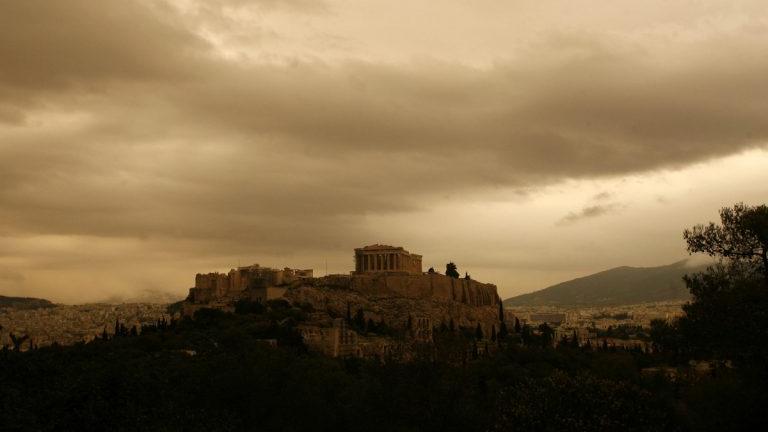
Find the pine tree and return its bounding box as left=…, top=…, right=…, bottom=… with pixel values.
left=475, top=323, right=484, bottom=340
left=491, top=325, right=497, bottom=342
left=514, top=317, right=521, bottom=334
left=498, top=322, right=508, bottom=341
left=445, top=262, right=460, bottom=278
left=498, top=301, right=505, bottom=322
left=521, top=325, right=532, bottom=346
left=346, top=302, right=351, bottom=324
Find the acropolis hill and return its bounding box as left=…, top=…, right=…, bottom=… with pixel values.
left=183, top=245, right=506, bottom=355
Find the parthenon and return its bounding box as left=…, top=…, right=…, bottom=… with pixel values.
left=353, top=244, right=422, bottom=275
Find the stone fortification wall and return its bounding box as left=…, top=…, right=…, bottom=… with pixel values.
left=343, top=273, right=499, bottom=307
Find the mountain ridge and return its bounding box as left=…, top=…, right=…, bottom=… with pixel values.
left=504, top=260, right=708, bottom=306
left=0, top=295, right=55, bottom=310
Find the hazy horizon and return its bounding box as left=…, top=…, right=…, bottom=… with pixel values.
left=2, top=0, right=768, bottom=303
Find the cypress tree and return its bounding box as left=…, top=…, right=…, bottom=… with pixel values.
left=354, top=308, right=365, bottom=329
left=498, top=322, right=508, bottom=340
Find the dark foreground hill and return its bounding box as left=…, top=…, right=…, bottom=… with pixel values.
left=0, top=295, right=54, bottom=310
left=505, top=260, right=708, bottom=307
left=0, top=306, right=739, bottom=431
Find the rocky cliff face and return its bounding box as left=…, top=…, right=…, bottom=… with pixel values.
left=286, top=273, right=503, bottom=333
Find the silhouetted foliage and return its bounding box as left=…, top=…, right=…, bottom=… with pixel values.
left=445, top=262, right=460, bottom=278
left=677, top=203, right=768, bottom=367
left=498, top=322, right=508, bottom=342
left=1, top=307, right=766, bottom=430
left=475, top=323, right=483, bottom=340
left=684, top=202, right=768, bottom=279
left=234, top=299, right=266, bottom=315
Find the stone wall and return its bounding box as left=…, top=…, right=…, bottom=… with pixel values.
left=347, top=273, right=500, bottom=307
left=288, top=272, right=505, bottom=338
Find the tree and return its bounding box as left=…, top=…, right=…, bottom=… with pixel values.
left=679, top=203, right=768, bottom=367
left=570, top=331, right=580, bottom=348
left=514, top=317, right=521, bottom=334
left=498, top=301, right=505, bottom=323
left=346, top=302, right=351, bottom=323
left=354, top=308, right=365, bottom=330
left=538, top=323, right=554, bottom=347
left=649, top=319, right=683, bottom=355
left=9, top=333, right=29, bottom=352
left=498, top=322, right=509, bottom=341
left=475, top=323, right=484, bottom=340
left=445, top=262, right=460, bottom=279
left=490, top=325, right=497, bottom=342
left=684, top=203, right=768, bottom=280
left=427, top=267, right=435, bottom=274
left=521, top=325, right=532, bottom=346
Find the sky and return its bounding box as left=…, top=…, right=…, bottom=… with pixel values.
left=1, top=0, right=767, bottom=303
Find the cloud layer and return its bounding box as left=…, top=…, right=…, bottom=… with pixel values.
left=1, top=0, right=768, bottom=301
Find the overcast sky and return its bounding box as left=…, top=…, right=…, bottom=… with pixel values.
left=1, top=0, right=767, bottom=303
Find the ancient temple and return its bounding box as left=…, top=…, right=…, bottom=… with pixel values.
left=353, top=244, right=422, bottom=274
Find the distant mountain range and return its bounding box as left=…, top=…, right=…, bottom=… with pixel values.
left=0, top=295, right=55, bottom=310
left=504, top=260, right=709, bottom=307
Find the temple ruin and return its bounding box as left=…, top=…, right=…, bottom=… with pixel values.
left=353, top=244, right=422, bottom=274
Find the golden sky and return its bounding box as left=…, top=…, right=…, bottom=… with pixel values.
left=1, top=0, right=767, bottom=302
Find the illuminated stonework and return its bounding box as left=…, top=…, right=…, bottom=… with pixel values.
left=353, top=244, right=422, bottom=275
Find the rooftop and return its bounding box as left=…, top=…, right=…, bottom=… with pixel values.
left=358, top=244, right=405, bottom=251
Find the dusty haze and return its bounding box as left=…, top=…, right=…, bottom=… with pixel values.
left=1, top=0, right=767, bottom=303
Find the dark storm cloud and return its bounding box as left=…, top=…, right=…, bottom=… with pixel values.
left=2, top=1, right=768, bottom=240
left=1, top=0, right=768, bottom=300
left=0, top=0, right=208, bottom=103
